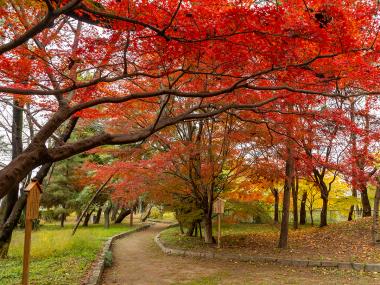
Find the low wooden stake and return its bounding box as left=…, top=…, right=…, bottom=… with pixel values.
left=217, top=213, right=221, bottom=249
left=22, top=180, right=42, bottom=285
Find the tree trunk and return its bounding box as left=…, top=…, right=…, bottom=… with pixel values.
left=272, top=188, right=279, bottom=223
left=141, top=205, right=152, bottom=222
left=0, top=100, right=23, bottom=225
left=310, top=209, right=314, bottom=226
left=348, top=205, right=355, bottom=221
left=203, top=187, right=214, bottom=244
left=104, top=203, right=112, bottom=229
left=186, top=222, right=196, bottom=237
left=292, top=174, right=299, bottom=229
left=278, top=143, right=294, bottom=249
left=93, top=208, right=102, bottom=224
left=111, top=204, right=120, bottom=221
left=299, top=191, right=307, bottom=225
left=0, top=117, right=78, bottom=258
left=60, top=212, right=66, bottom=227
left=115, top=208, right=131, bottom=224
left=320, top=197, right=328, bottom=227
left=179, top=222, right=184, bottom=234
left=203, top=215, right=213, bottom=243
left=0, top=100, right=23, bottom=258
left=361, top=186, right=372, bottom=217
left=129, top=209, right=133, bottom=227
left=372, top=180, right=380, bottom=244
left=83, top=210, right=93, bottom=227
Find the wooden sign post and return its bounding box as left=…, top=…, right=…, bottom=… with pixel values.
left=22, top=180, right=42, bottom=285
left=213, top=198, right=225, bottom=249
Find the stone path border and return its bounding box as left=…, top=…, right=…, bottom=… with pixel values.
left=154, top=230, right=380, bottom=273
left=86, top=224, right=151, bottom=285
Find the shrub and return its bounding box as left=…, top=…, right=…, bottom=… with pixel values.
left=104, top=250, right=113, bottom=267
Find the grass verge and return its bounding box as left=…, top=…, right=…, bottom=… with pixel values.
left=0, top=223, right=136, bottom=285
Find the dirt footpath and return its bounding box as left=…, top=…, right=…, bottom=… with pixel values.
left=102, top=223, right=379, bottom=285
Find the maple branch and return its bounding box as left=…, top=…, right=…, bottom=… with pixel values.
left=0, top=0, right=82, bottom=55
left=48, top=97, right=281, bottom=162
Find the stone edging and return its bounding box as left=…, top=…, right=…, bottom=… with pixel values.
left=86, top=224, right=151, bottom=285
left=154, top=231, right=380, bottom=273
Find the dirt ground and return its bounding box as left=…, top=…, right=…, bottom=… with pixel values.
left=102, top=223, right=380, bottom=285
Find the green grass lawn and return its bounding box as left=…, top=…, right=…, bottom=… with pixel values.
left=0, top=223, right=136, bottom=285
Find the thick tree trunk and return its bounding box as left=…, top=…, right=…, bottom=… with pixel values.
left=0, top=101, right=23, bottom=258
left=93, top=208, right=102, bottom=224
left=361, top=186, right=372, bottom=217
left=292, top=175, right=299, bottom=229
left=299, top=191, right=307, bottom=225
left=0, top=100, right=23, bottom=226
left=320, top=197, right=328, bottom=227
left=104, top=203, right=112, bottom=229
left=114, top=208, right=131, bottom=224
left=0, top=195, right=26, bottom=258
left=0, top=117, right=78, bottom=257
left=278, top=144, right=294, bottom=249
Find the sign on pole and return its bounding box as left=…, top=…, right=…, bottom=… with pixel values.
left=22, top=180, right=42, bottom=285
left=213, top=198, right=225, bottom=249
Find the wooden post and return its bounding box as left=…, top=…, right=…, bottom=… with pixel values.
left=217, top=213, right=221, bottom=248
left=130, top=209, right=133, bottom=227
left=22, top=219, right=32, bottom=285
left=22, top=180, right=42, bottom=285
left=213, top=197, right=225, bottom=249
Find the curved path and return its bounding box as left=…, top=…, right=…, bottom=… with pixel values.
left=102, top=223, right=379, bottom=285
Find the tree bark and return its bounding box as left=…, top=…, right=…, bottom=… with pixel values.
left=114, top=208, right=131, bottom=224
left=186, top=222, right=196, bottom=237
left=0, top=100, right=23, bottom=258
left=104, top=203, right=112, bottom=229
left=278, top=143, right=294, bottom=249
left=129, top=208, right=133, bottom=227
left=0, top=101, right=23, bottom=226
left=141, top=204, right=152, bottom=222
left=361, top=186, right=372, bottom=217
left=93, top=207, right=102, bottom=224
left=203, top=187, right=214, bottom=244
left=271, top=188, right=279, bottom=224
left=60, top=212, right=66, bottom=227
left=310, top=209, right=314, bottom=226
left=292, top=174, right=299, bottom=229
left=83, top=210, right=93, bottom=227
left=320, top=197, right=328, bottom=227
left=111, top=204, right=119, bottom=221
left=372, top=179, right=380, bottom=244
left=348, top=205, right=355, bottom=221
left=299, top=191, right=307, bottom=225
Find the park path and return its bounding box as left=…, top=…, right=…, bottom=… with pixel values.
left=101, top=223, right=379, bottom=285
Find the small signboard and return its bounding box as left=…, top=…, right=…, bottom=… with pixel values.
left=213, top=197, right=225, bottom=214
left=25, top=180, right=42, bottom=220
